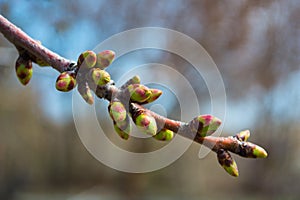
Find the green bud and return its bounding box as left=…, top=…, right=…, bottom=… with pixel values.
left=77, top=50, right=97, bottom=69
left=113, top=123, right=130, bottom=140
left=15, top=55, right=33, bottom=85
left=120, top=75, right=141, bottom=90
left=90, top=68, right=111, bottom=86
left=238, top=142, right=268, bottom=158
left=113, top=114, right=131, bottom=140
left=154, top=128, right=174, bottom=141
left=95, top=50, right=115, bottom=69
left=131, top=75, right=141, bottom=84
left=142, top=88, right=162, bottom=104
left=109, top=100, right=127, bottom=123
left=252, top=145, right=268, bottom=158
left=55, top=71, right=77, bottom=92
left=77, top=82, right=94, bottom=105
left=223, top=160, right=239, bottom=177
left=189, top=115, right=221, bottom=137
left=127, top=84, right=152, bottom=103
left=217, top=149, right=239, bottom=177
left=134, top=113, right=157, bottom=136
left=234, top=130, right=250, bottom=142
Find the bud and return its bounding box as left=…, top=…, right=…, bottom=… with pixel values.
left=130, top=75, right=141, bottom=84
left=55, top=71, right=77, bottom=92
left=113, top=114, right=131, bottom=140
left=109, top=100, right=127, bottom=123
left=77, top=50, right=97, bottom=69
left=113, top=123, right=130, bottom=140
left=95, top=50, right=115, bottom=69
left=15, top=55, right=33, bottom=85
left=117, top=113, right=131, bottom=129
left=217, top=149, right=239, bottom=177
left=127, top=84, right=152, bottom=103
left=238, top=142, right=268, bottom=158
left=252, top=145, right=268, bottom=158
left=234, top=130, right=250, bottom=142
left=134, top=113, right=157, bottom=136
left=90, top=68, right=111, bottom=86
left=120, top=75, right=141, bottom=90
left=189, top=115, right=222, bottom=137
left=77, top=82, right=94, bottom=105
left=142, top=88, right=162, bottom=104
left=154, top=128, right=174, bottom=141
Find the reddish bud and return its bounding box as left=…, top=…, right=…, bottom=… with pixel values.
left=109, top=100, right=127, bottom=123
left=95, top=50, right=115, bottom=69
left=127, top=84, right=152, bottom=103
left=77, top=50, right=97, bottom=69
left=15, top=55, right=33, bottom=85
left=189, top=115, right=222, bottom=137
left=142, top=88, right=162, bottom=104
left=55, top=71, right=77, bottom=92
left=134, top=113, right=157, bottom=136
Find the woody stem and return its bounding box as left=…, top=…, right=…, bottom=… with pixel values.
left=0, top=15, right=72, bottom=72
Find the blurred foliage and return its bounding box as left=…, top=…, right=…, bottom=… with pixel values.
left=1, top=0, right=300, bottom=199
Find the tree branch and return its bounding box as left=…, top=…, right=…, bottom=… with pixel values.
left=0, top=15, right=268, bottom=177
left=0, top=15, right=73, bottom=72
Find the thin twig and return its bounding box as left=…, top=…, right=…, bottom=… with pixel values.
left=0, top=15, right=73, bottom=72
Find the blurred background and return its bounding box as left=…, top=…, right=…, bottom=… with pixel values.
left=1, top=0, right=300, bottom=199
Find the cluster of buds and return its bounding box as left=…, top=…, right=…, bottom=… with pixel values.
left=74, top=50, right=115, bottom=104
left=15, top=52, right=33, bottom=85
left=77, top=50, right=115, bottom=71
left=54, top=50, right=115, bottom=105
left=105, top=76, right=166, bottom=139
left=185, top=115, right=267, bottom=176
left=214, top=130, right=267, bottom=176
left=185, top=114, right=238, bottom=176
